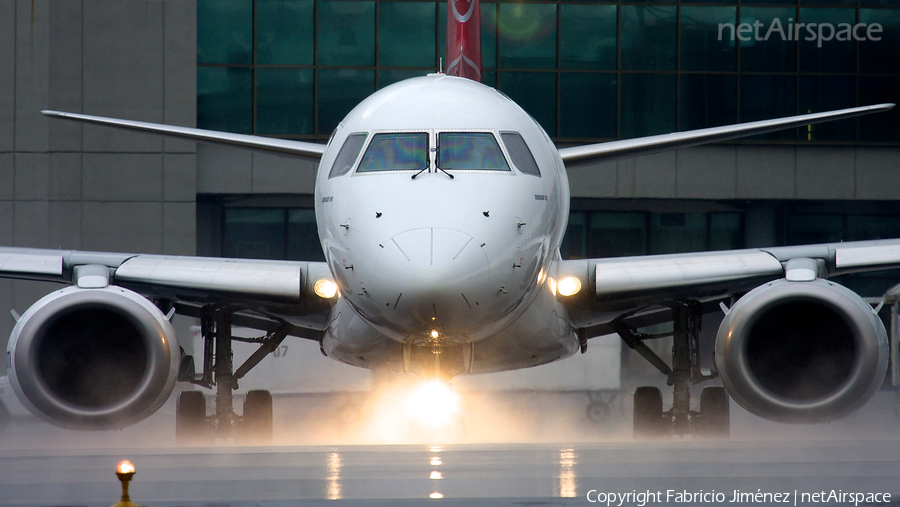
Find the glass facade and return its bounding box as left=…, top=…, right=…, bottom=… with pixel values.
left=201, top=2, right=900, bottom=296
left=560, top=211, right=744, bottom=259
left=198, top=0, right=900, bottom=143
left=219, top=204, right=900, bottom=296
left=223, top=208, right=326, bottom=262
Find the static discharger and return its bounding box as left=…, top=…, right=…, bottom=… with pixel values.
left=111, top=460, right=143, bottom=507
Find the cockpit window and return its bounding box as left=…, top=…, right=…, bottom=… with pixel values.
left=438, top=132, right=510, bottom=171
left=500, top=132, right=540, bottom=177
left=328, top=133, right=367, bottom=178
left=357, top=133, right=429, bottom=172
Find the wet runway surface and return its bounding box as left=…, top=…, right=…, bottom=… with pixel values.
left=3, top=389, right=900, bottom=507
left=2, top=439, right=900, bottom=507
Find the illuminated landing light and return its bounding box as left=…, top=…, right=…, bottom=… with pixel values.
left=431, top=456, right=442, bottom=466
left=431, top=329, right=440, bottom=339
left=314, top=278, right=339, bottom=299
left=430, top=446, right=443, bottom=453
left=408, top=381, right=460, bottom=426
left=557, top=276, right=582, bottom=297
left=430, top=471, right=443, bottom=480
left=430, top=492, right=444, bottom=499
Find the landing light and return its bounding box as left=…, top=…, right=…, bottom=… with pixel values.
left=408, top=380, right=460, bottom=426
left=314, top=278, right=339, bottom=299
left=557, top=276, right=582, bottom=297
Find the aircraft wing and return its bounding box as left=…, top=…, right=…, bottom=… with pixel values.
left=558, top=104, right=894, bottom=168
left=40, top=110, right=327, bottom=161
left=0, top=247, right=333, bottom=339
left=557, top=238, right=900, bottom=333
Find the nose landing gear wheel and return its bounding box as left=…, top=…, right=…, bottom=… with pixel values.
left=586, top=401, right=610, bottom=424
left=633, top=386, right=666, bottom=440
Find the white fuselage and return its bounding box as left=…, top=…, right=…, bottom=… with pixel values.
left=314, top=75, right=578, bottom=377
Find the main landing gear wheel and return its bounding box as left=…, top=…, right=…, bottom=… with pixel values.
left=176, top=390, right=209, bottom=444
left=633, top=386, right=666, bottom=440
left=0, top=402, right=10, bottom=433
left=695, top=386, right=730, bottom=439
left=241, top=389, right=273, bottom=444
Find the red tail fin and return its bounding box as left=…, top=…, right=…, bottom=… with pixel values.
left=445, top=0, right=481, bottom=82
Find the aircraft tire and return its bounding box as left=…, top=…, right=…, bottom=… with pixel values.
left=175, top=390, right=208, bottom=445
left=0, top=401, right=10, bottom=432
left=633, top=386, right=665, bottom=440
left=696, top=386, right=730, bottom=439
left=242, top=390, right=274, bottom=444
left=585, top=400, right=610, bottom=425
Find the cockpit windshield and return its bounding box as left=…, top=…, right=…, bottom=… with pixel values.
left=437, top=132, right=511, bottom=171
left=357, top=133, right=429, bottom=172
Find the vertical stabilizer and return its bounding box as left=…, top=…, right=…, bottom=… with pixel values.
left=446, top=0, right=481, bottom=82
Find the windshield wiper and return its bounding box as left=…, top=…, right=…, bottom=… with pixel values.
left=433, top=141, right=454, bottom=179
left=435, top=166, right=455, bottom=179
left=411, top=164, right=428, bottom=179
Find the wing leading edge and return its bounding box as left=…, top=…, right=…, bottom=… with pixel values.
left=40, top=110, right=327, bottom=161
left=557, top=238, right=900, bottom=329
left=558, top=104, right=895, bottom=168
left=0, top=246, right=332, bottom=310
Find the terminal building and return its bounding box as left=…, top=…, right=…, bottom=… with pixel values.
left=2, top=1, right=900, bottom=408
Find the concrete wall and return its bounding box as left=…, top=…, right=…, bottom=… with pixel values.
left=196, top=145, right=319, bottom=195
left=0, top=0, right=197, bottom=373
left=565, top=145, right=900, bottom=201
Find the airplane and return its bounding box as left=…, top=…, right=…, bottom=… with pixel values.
left=1, top=0, right=898, bottom=442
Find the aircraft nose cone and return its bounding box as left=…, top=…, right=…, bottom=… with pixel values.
left=375, top=227, right=490, bottom=331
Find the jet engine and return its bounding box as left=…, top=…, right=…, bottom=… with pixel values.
left=715, top=278, right=889, bottom=423
left=6, top=285, right=179, bottom=430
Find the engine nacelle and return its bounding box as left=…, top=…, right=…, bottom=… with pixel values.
left=6, top=285, right=179, bottom=430
left=715, top=278, right=889, bottom=423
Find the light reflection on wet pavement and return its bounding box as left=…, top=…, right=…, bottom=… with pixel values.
left=2, top=440, right=900, bottom=506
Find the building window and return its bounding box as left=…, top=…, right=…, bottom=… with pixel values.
left=561, top=211, right=744, bottom=260
left=223, top=208, right=326, bottom=262
left=197, top=1, right=900, bottom=144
